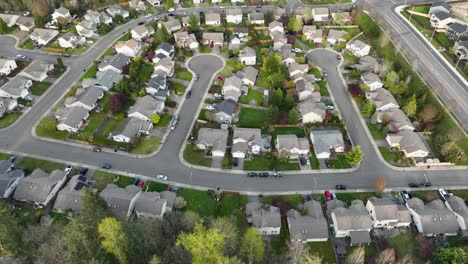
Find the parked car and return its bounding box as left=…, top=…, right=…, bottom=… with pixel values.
left=336, top=185, right=347, bottom=190
left=420, top=182, right=432, bottom=187
left=170, top=116, right=178, bottom=130
left=336, top=54, right=342, bottom=60
left=408, top=182, right=419, bottom=188
left=259, top=172, right=269, bottom=177
left=100, top=163, right=112, bottom=169
left=273, top=171, right=283, bottom=177
left=325, top=160, right=332, bottom=168
left=80, top=168, right=89, bottom=176
left=138, top=180, right=145, bottom=188
left=325, top=105, right=335, bottom=110
left=138, top=21, right=144, bottom=25
left=299, top=157, right=307, bottom=165
left=61, top=54, right=71, bottom=57
left=205, top=105, right=214, bottom=110
left=186, top=90, right=192, bottom=98
left=168, top=7, right=175, bottom=12
left=400, top=191, right=412, bottom=201
left=247, top=172, right=258, bottom=177
left=439, top=189, right=453, bottom=199
left=232, top=158, right=238, bottom=167
left=194, top=74, right=199, bottom=81
left=323, top=69, right=328, bottom=77
left=156, top=174, right=168, bottom=181
left=306, top=158, right=310, bottom=166
left=324, top=190, right=332, bottom=201
left=16, top=54, right=27, bottom=59
left=64, top=166, right=73, bottom=173
left=329, top=225, right=336, bottom=236
left=93, top=147, right=102, bottom=152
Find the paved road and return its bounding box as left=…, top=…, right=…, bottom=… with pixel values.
left=363, top=0, right=468, bottom=132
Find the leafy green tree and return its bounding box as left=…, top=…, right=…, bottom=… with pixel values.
left=33, top=15, right=44, bottom=28
left=240, top=227, right=265, bottom=264
left=97, top=23, right=112, bottom=35
left=288, top=108, right=299, bottom=125
left=389, top=81, right=407, bottom=96
left=150, top=114, right=161, bottom=124
left=164, top=0, right=175, bottom=11
left=268, top=72, right=287, bottom=89
left=263, top=53, right=282, bottom=74
left=0, top=18, right=9, bottom=34
left=176, top=221, right=228, bottom=264
left=287, top=12, right=296, bottom=32
left=56, top=57, right=64, bottom=68
left=403, top=94, right=417, bottom=117
left=264, top=105, right=279, bottom=126
left=361, top=99, right=375, bottom=117
left=356, top=13, right=381, bottom=39
left=114, top=14, right=125, bottom=25
left=384, top=71, right=399, bottom=87
left=284, top=91, right=295, bottom=109
left=210, top=218, right=239, bottom=256
left=265, top=11, right=275, bottom=25
left=98, top=217, right=128, bottom=264
left=0, top=203, right=24, bottom=257
left=345, top=146, right=364, bottom=165
left=290, top=18, right=303, bottom=33
left=432, top=247, right=468, bottom=264
left=188, top=13, right=199, bottom=33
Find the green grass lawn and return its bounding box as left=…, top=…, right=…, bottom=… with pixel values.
left=343, top=51, right=359, bottom=64
left=329, top=155, right=351, bottom=169
left=261, top=194, right=302, bottom=209
left=436, top=33, right=454, bottom=47
left=335, top=192, right=376, bottom=205
left=22, top=38, right=34, bottom=50
left=143, top=181, right=168, bottom=192
left=0, top=112, right=22, bottom=128
left=238, top=107, right=267, bottom=128
left=378, top=146, right=411, bottom=167
left=94, top=118, right=123, bottom=146
left=156, top=113, right=172, bottom=130
left=0, top=153, right=12, bottom=160
left=269, top=126, right=306, bottom=138
left=92, top=171, right=119, bottom=191
left=100, top=48, right=116, bottom=59
left=307, top=240, right=336, bottom=264
left=198, top=45, right=212, bottom=53
left=17, top=157, right=64, bottom=173
left=219, top=59, right=243, bottom=76
left=130, top=136, right=161, bottom=155
left=197, top=109, right=212, bottom=121
left=216, top=194, right=248, bottom=230
left=256, top=70, right=270, bottom=88
left=183, top=145, right=212, bottom=167
left=450, top=189, right=468, bottom=200
left=243, top=156, right=300, bottom=171
left=99, top=93, right=111, bottom=113
left=36, top=116, right=67, bottom=140
left=318, top=81, right=330, bottom=97
left=367, top=123, right=385, bottom=140
left=79, top=65, right=98, bottom=81
left=115, top=174, right=135, bottom=188
left=309, top=152, right=320, bottom=169
left=30, top=82, right=52, bottom=96
left=171, top=82, right=187, bottom=96
left=270, top=219, right=290, bottom=255
left=69, top=113, right=105, bottom=141
left=175, top=69, right=193, bottom=81
left=239, top=89, right=264, bottom=105
left=388, top=232, right=419, bottom=262
left=413, top=5, right=430, bottom=14
left=177, top=188, right=217, bottom=217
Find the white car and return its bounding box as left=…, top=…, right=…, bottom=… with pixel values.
left=16, top=54, right=27, bottom=59
left=439, top=189, right=452, bottom=199
left=64, top=166, right=73, bottom=174
left=168, top=7, right=175, bottom=12
left=156, top=174, right=168, bottom=181
left=205, top=105, right=215, bottom=110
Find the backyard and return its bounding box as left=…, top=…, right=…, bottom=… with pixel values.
left=17, top=157, right=65, bottom=173
left=239, top=89, right=264, bottom=105
left=308, top=240, right=336, bottom=264
left=238, top=107, right=267, bottom=128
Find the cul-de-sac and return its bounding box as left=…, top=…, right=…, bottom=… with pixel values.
left=0, top=0, right=467, bottom=263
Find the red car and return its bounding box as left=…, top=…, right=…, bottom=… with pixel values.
left=218, top=76, right=225, bottom=81
left=336, top=54, right=342, bottom=60
left=325, top=190, right=332, bottom=201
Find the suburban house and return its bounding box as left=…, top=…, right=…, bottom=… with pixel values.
left=272, top=31, right=288, bottom=51
left=406, top=198, right=459, bottom=236
left=182, top=13, right=199, bottom=27
left=309, top=130, right=345, bottom=159
left=99, top=184, right=140, bottom=217
left=237, top=66, right=258, bottom=86
left=112, top=117, right=153, bottom=143
left=446, top=22, right=468, bottom=41
left=94, top=69, right=123, bottom=91
left=201, top=32, right=224, bottom=48
left=51, top=7, right=72, bottom=23
left=55, top=106, right=90, bottom=133
left=280, top=45, right=296, bottom=65
left=213, top=99, right=237, bottom=125
left=152, top=57, right=175, bottom=77
left=129, top=0, right=147, bottom=11
left=145, top=75, right=167, bottom=96
left=366, top=197, right=411, bottom=229
left=205, top=13, right=221, bottom=26
left=429, top=1, right=451, bottom=15
left=232, top=128, right=262, bottom=159
left=16, top=17, right=35, bottom=31
left=76, top=20, right=96, bottom=38
left=115, top=39, right=142, bottom=57
left=366, top=88, right=400, bottom=111
left=386, top=130, right=430, bottom=158
left=239, top=47, right=256, bottom=65
left=29, top=28, right=59, bottom=46
left=298, top=99, right=327, bottom=124
left=174, top=31, right=199, bottom=50
left=128, top=95, right=165, bottom=121
left=154, top=42, right=175, bottom=62
left=161, top=19, right=182, bottom=33
left=361, top=72, right=383, bottom=91
left=276, top=134, right=310, bottom=158
left=331, top=12, right=352, bottom=24
left=289, top=62, right=309, bottom=79
left=329, top=200, right=373, bottom=246
left=226, top=9, right=243, bottom=24
left=147, top=0, right=162, bottom=6
left=106, top=5, right=130, bottom=19
left=246, top=202, right=281, bottom=235
left=430, top=11, right=453, bottom=29
left=196, top=128, right=229, bottom=157
left=269, top=21, right=284, bottom=36
left=372, top=108, right=415, bottom=132
left=83, top=10, right=101, bottom=25
left=303, top=25, right=323, bottom=43
left=134, top=192, right=168, bottom=220
left=0, top=13, right=19, bottom=27
left=0, top=75, right=32, bottom=98
left=452, top=2, right=468, bottom=21
left=349, top=56, right=379, bottom=71
left=58, top=32, right=83, bottom=49
left=312, top=8, right=329, bottom=22
left=131, top=25, right=155, bottom=41
left=0, top=59, right=17, bottom=76
left=230, top=36, right=241, bottom=50
left=455, top=40, right=468, bottom=60
left=248, top=12, right=265, bottom=25
left=13, top=169, right=69, bottom=207
left=233, top=27, right=249, bottom=39
left=53, top=174, right=92, bottom=213
left=0, top=98, right=18, bottom=118
left=295, top=79, right=316, bottom=101
left=276, top=8, right=287, bottom=20
left=98, top=53, right=131, bottom=73
left=346, top=39, right=371, bottom=57
left=444, top=196, right=468, bottom=230
left=64, top=86, right=104, bottom=111
left=327, top=29, right=349, bottom=45
left=0, top=157, right=24, bottom=198
left=287, top=200, right=329, bottom=243
left=222, top=75, right=243, bottom=102
left=19, top=60, right=54, bottom=82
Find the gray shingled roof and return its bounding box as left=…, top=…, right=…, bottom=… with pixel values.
left=128, top=95, right=164, bottom=120
left=249, top=12, right=264, bottom=21
left=310, top=130, right=344, bottom=155
left=99, top=183, right=140, bottom=217
left=214, top=99, right=237, bottom=116
left=205, top=13, right=221, bottom=23
left=446, top=196, right=468, bottom=223
left=232, top=128, right=261, bottom=153
left=197, top=128, right=228, bottom=153
left=237, top=66, right=258, bottom=84
left=298, top=100, right=326, bottom=117
left=332, top=200, right=373, bottom=230
left=100, top=53, right=131, bottom=72
left=386, top=130, right=430, bottom=155
left=246, top=202, right=281, bottom=229
left=361, top=72, right=382, bottom=84
left=96, top=69, right=123, bottom=89
left=113, top=117, right=152, bottom=139
left=147, top=75, right=166, bottom=90
left=57, top=106, right=89, bottom=129
left=367, top=88, right=399, bottom=109
left=134, top=192, right=167, bottom=216
left=374, top=108, right=414, bottom=130
left=53, top=174, right=90, bottom=212
left=367, top=197, right=399, bottom=221
left=13, top=169, right=67, bottom=204
left=0, top=170, right=24, bottom=196
left=67, top=85, right=103, bottom=109
left=407, top=198, right=459, bottom=235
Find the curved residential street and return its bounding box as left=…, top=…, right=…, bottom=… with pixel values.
left=0, top=2, right=467, bottom=194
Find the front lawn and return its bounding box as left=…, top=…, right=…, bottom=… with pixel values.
left=309, top=152, right=320, bottom=169
left=0, top=112, right=22, bottom=128
left=22, top=39, right=34, bottom=50
left=69, top=113, right=105, bottom=141
left=0, top=153, right=12, bottom=160
left=94, top=118, right=123, bottom=147
left=183, top=145, right=212, bottom=167
left=335, top=192, right=376, bottom=205
left=177, top=188, right=217, bottom=217
left=198, top=109, right=212, bottom=121
left=378, top=146, right=411, bottom=167
left=30, top=82, right=52, bottom=96
left=219, top=59, right=243, bottom=76
left=238, top=107, right=267, bottom=128
left=156, top=113, right=172, bottom=130
left=261, top=194, right=302, bottom=209
left=79, top=65, right=98, bottom=81
left=307, top=240, right=336, bottom=264
left=36, top=116, right=67, bottom=140
left=17, top=157, right=64, bottom=173
left=239, top=89, right=264, bottom=105
left=143, top=181, right=168, bottom=192
left=175, top=69, right=193, bottom=81
left=243, top=156, right=300, bottom=171
left=329, top=154, right=352, bottom=169
left=367, top=123, right=385, bottom=140
left=130, top=136, right=161, bottom=155
left=92, top=171, right=119, bottom=191
left=171, top=82, right=187, bottom=96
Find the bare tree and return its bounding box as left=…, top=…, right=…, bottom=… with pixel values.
left=346, top=247, right=365, bottom=264
left=448, top=128, right=463, bottom=142
left=376, top=248, right=396, bottom=264
left=286, top=238, right=305, bottom=264
left=396, top=255, right=414, bottom=264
